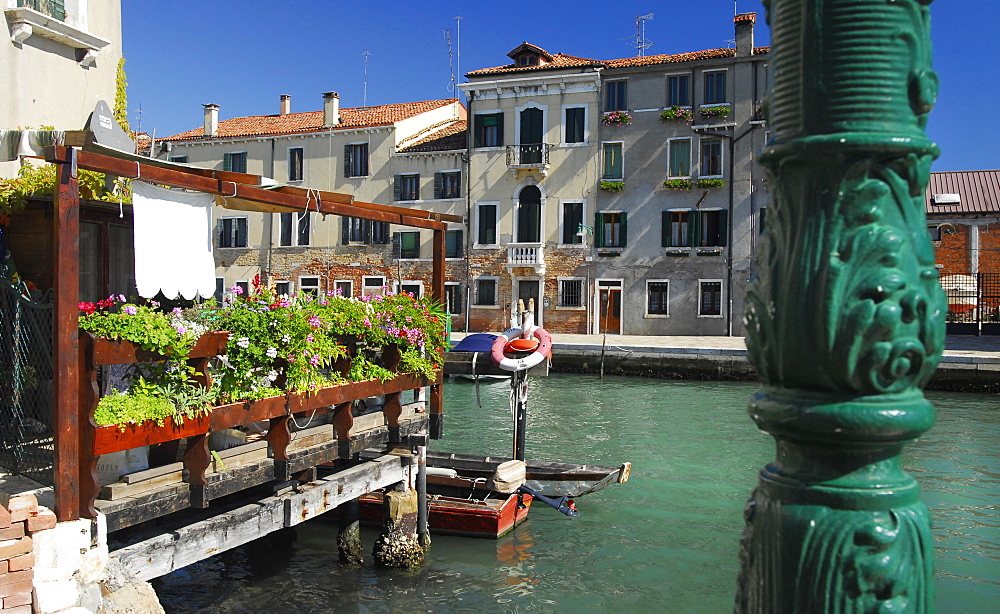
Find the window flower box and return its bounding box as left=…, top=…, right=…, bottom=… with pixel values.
left=601, top=111, right=632, bottom=126
left=663, top=179, right=693, bottom=191
left=699, top=105, right=731, bottom=119
left=600, top=180, right=625, bottom=192
left=695, top=178, right=726, bottom=189
left=660, top=106, right=694, bottom=123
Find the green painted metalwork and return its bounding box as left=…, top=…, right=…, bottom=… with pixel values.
left=738, top=0, right=942, bottom=611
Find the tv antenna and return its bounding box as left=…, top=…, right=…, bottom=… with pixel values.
left=455, top=16, right=462, bottom=95
left=362, top=50, right=372, bottom=106
left=445, top=29, right=455, bottom=93
left=631, top=13, right=654, bottom=57
left=132, top=103, right=142, bottom=134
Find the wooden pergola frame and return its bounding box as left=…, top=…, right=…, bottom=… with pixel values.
left=45, top=144, right=460, bottom=521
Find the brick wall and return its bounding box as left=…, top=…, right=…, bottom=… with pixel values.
left=0, top=494, right=56, bottom=613
left=932, top=221, right=1000, bottom=277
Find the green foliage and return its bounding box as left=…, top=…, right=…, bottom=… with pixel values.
left=599, top=180, right=625, bottom=192
left=663, top=179, right=693, bottom=190
left=114, top=57, right=130, bottom=134
left=696, top=178, right=726, bottom=189
left=94, top=392, right=176, bottom=431
left=0, top=162, right=131, bottom=214
left=348, top=355, right=396, bottom=383
left=660, top=106, right=694, bottom=123
left=399, top=346, right=439, bottom=381
left=699, top=105, right=731, bottom=119
left=601, top=111, right=632, bottom=126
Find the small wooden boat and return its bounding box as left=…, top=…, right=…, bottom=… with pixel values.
left=358, top=469, right=532, bottom=539
left=426, top=450, right=631, bottom=498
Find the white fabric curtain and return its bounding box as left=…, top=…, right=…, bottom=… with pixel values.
left=132, top=181, right=216, bottom=300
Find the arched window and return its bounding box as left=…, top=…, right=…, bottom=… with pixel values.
left=517, top=185, right=542, bottom=243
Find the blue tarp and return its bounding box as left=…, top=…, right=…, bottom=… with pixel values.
left=449, top=333, right=498, bottom=353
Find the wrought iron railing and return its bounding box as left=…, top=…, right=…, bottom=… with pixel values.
left=17, top=0, right=65, bottom=20
left=0, top=280, right=54, bottom=485
left=506, top=144, right=550, bottom=167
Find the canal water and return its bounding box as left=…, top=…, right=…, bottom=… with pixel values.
left=154, top=375, right=999, bottom=613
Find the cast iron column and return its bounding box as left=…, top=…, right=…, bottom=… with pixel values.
left=737, top=0, right=942, bottom=611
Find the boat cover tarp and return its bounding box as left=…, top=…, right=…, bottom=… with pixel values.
left=450, top=333, right=498, bottom=353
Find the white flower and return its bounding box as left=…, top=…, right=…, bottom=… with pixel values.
left=237, top=337, right=250, bottom=349
left=267, top=370, right=278, bottom=382
left=281, top=334, right=291, bottom=344
left=266, top=347, right=278, bottom=359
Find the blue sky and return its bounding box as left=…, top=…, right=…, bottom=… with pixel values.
left=122, top=0, right=997, bottom=172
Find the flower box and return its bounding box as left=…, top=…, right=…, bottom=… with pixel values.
left=663, top=179, right=692, bottom=191
left=600, top=180, right=625, bottom=192
left=601, top=111, right=632, bottom=126
left=699, top=105, right=731, bottom=120
left=660, top=106, right=694, bottom=123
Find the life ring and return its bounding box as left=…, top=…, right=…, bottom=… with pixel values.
left=490, top=326, right=552, bottom=372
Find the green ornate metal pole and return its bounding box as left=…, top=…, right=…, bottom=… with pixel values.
left=738, top=0, right=942, bottom=611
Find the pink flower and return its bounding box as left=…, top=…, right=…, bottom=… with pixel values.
left=123, top=305, right=138, bottom=316
left=308, top=315, right=321, bottom=327
left=231, top=285, right=244, bottom=296
left=306, top=334, right=314, bottom=343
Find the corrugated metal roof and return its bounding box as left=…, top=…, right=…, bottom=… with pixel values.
left=925, top=170, right=1000, bottom=215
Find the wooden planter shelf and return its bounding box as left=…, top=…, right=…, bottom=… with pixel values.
left=78, top=332, right=443, bottom=522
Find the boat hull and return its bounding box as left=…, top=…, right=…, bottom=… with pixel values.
left=359, top=490, right=532, bottom=539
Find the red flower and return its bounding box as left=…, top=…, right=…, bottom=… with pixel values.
left=78, top=302, right=97, bottom=315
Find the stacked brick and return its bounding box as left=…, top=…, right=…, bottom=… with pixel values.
left=0, top=494, right=56, bottom=614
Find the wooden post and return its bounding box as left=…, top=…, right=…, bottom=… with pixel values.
left=77, top=334, right=99, bottom=518
left=53, top=147, right=81, bottom=521
left=336, top=498, right=364, bottom=566
left=372, top=481, right=424, bottom=568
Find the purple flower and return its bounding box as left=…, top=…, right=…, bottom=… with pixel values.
left=231, top=285, right=244, bottom=296
left=308, top=315, right=321, bottom=327
left=172, top=307, right=183, bottom=315
left=123, top=305, right=137, bottom=316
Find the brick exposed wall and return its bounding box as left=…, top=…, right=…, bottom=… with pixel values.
left=932, top=221, right=1000, bottom=277
left=0, top=494, right=55, bottom=613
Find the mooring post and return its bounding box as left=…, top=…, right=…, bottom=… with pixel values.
left=336, top=498, right=363, bottom=566
left=738, top=1, right=942, bottom=611
left=372, top=480, right=424, bottom=568
left=414, top=433, right=430, bottom=549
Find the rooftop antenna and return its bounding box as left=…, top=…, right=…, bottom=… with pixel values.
left=632, top=13, right=654, bottom=57
left=455, top=15, right=462, bottom=95
left=132, top=103, right=142, bottom=135
left=362, top=50, right=372, bottom=106
left=445, top=29, right=455, bottom=93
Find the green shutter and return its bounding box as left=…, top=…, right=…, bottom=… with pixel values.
left=434, top=172, right=443, bottom=199
left=391, top=232, right=401, bottom=258
left=496, top=113, right=504, bottom=146
left=595, top=212, right=605, bottom=247
left=661, top=211, right=670, bottom=247
left=473, top=115, right=484, bottom=148
left=687, top=209, right=699, bottom=247
left=718, top=210, right=728, bottom=246
left=342, top=217, right=351, bottom=245
left=620, top=212, right=628, bottom=247
left=223, top=152, right=232, bottom=172
left=393, top=175, right=401, bottom=201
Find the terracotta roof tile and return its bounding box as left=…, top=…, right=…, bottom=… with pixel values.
left=399, top=120, right=467, bottom=153
left=925, top=170, right=1000, bottom=215
left=162, top=99, right=459, bottom=141
left=467, top=53, right=602, bottom=76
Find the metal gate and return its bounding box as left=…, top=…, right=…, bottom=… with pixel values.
left=944, top=273, right=1000, bottom=335
left=0, top=280, right=54, bottom=485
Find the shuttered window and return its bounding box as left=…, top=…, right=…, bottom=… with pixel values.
left=562, top=202, right=584, bottom=245
left=279, top=212, right=310, bottom=246
left=393, top=231, right=420, bottom=259
left=668, top=75, right=690, bottom=106
left=223, top=152, right=247, bottom=173
left=344, top=143, right=368, bottom=177
left=668, top=139, right=691, bottom=177
left=474, top=113, right=503, bottom=148
left=474, top=278, right=497, bottom=306
left=445, top=229, right=463, bottom=259
left=394, top=174, right=420, bottom=201
left=602, top=143, right=623, bottom=179
left=647, top=282, right=669, bottom=315
left=288, top=147, right=304, bottom=182
left=219, top=217, right=248, bottom=248
left=703, top=71, right=727, bottom=104
left=595, top=212, right=627, bottom=248
left=565, top=107, right=585, bottom=143
left=435, top=171, right=461, bottom=199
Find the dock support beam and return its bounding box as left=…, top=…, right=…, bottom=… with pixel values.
left=372, top=482, right=424, bottom=568
left=336, top=498, right=363, bottom=566
left=738, top=1, right=942, bottom=611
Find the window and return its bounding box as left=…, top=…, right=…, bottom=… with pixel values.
left=223, top=152, right=247, bottom=173
left=363, top=276, right=386, bottom=296
left=605, top=81, right=627, bottom=111
left=344, top=143, right=368, bottom=177
left=214, top=277, right=224, bottom=304
left=704, top=71, right=727, bottom=105
left=274, top=281, right=291, bottom=296
left=288, top=147, right=303, bottom=182
left=446, top=229, right=463, bottom=259
left=474, top=278, right=498, bottom=306
left=668, top=75, right=690, bottom=107
left=219, top=216, right=248, bottom=248
left=477, top=203, right=498, bottom=245
left=647, top=281, right=669, bottom=315
left=699, top=210, right=727, bottom=247
left=699, top=281, right=723, bottom=316
left=278, top=212, right=311, bottom=246
left=394, top=231, right=420, bottom=259
left=595, top=212, right=626, bottom=248
left=168, top=155, right=188, bottom=164
left=435, top=171, right=461, bottom=199
left=564, top=107, right=586, bottom=144
left=662, top=210, right=692, bottom=247
left=334, top=280, right=353, bottom=297
left=299, top=277, right=320, bottom=297
left=661, top=209, right=727, bottom=247
left=474, top=113, right=503, bottom=148
left=445, top=283, right=463, bottom=314
left=235, top=280, right=250, bottom=297
left=395, top=173, right=420, bottom=201
left=342, top=218, right=390, bottom=244
left=18, top=1, right=65, bottom=21
left=701, top=138, right=723, bottom=177
left=399, top=282, right=423, bottom=298
left=603, top=142, right=623, bottom=179
left=562, top=202, right=584, bottom=245
left=559, top=278, right=584, bottom=307
left=668, top=139, right=691, bottom=178
left=517, top=55, right=538, bottom=67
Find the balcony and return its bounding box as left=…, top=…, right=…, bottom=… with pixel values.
left=506, top=144, right=550, bottom=174
left=506, top=242, right=545, bottom=273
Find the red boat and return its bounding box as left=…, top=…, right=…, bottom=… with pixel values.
left=359, top=470, right=532, bottom=539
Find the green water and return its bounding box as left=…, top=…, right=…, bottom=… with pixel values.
left=155, top=376, right=1000, bottom=613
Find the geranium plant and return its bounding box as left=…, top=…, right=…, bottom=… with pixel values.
left=660, top=107, right=694, bottom=123
left=699, top=105, right=731, bottom=119
left=599, top=180, right=625, bottom=192
left=601, top=111, right=632, bottom=126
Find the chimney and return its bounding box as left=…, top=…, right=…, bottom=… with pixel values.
left=203, top=103, right=219, bottom=137
left=280, top=94, right=291, bottom=116
left=735, top=12, right=755, bottom=57
left=322, top=92, right=340, bottom=127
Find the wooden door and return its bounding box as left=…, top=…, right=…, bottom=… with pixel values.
left=599, top=287, right=621, bottom=334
